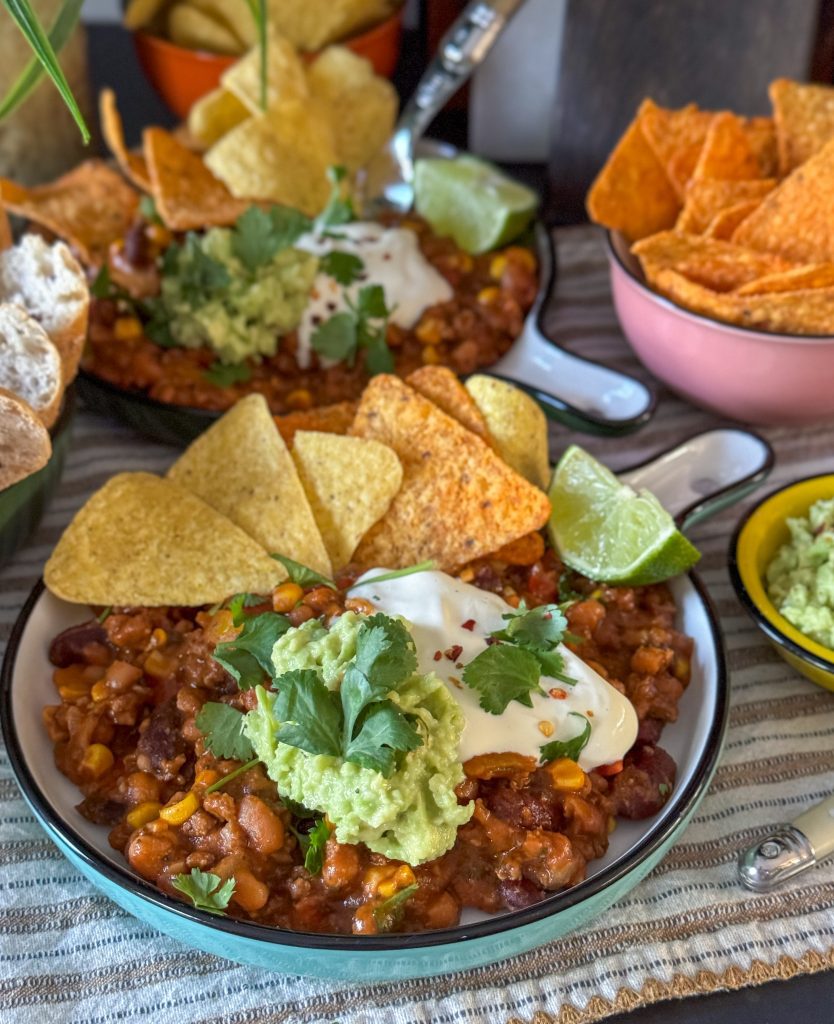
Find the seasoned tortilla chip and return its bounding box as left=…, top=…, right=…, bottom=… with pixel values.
left=99, top=89, right=152, bottom=192
left=123, top=0, right=169, bottom=30
left=349, top=375, right=552, bottom=572
left=734, top=263, right=834, bottom=296
left=187, top=87, right=250, bottom=148
left=586, top=110, right=680, bottom=241
left=703, top=199, right=763, bottom=240
left=743, top=116, right=779, bottom=178
left=632, top=231, right=793, bottom=293
left=692, top=112, right=761, bottom=181
left=639, top=100, right=714, bottom=198
left=221, top=31, right=308, bottom=115
left=675, top=178, right=775, bottom=235
left=44, top=472, right=284, bottom=606
left=465, top=375, right=549, bottom=489
left=292, top=431, right=403, bottom=570
left=732, top=135, right=834, bottom=263
left=167, top=394, right=332, bottom=576
left=0, top=161, right=139, bottom=266
left=143, top=126, right=250, bottom=230
left=274, top=401, right=357, bottom=447
left=406, top=365, right=491, bottom=443
left=770, top=78, right=834, bottom=176
left=0, top=207, right=10, bottom=250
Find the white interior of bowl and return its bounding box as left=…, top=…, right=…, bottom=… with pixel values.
left=10, top=576, right=719, bottom=925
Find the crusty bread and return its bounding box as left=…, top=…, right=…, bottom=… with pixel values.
left=0, top=386, right=51, bottom=491
left=0, top=234, right=89, bottom=382
left=0, top=303, right=63, bottom=429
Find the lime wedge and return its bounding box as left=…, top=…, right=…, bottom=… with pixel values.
left=413, top=155, right=538, bottom=254
left=548, top=446, right=701, bottom=586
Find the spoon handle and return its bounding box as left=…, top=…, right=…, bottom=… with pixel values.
left=738, top=793, right=834, bottom=892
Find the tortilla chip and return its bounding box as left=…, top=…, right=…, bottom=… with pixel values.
left=703, top=199, right=764, bottom=240
left=274, top=401, right=357, bottom=447
left=692, top=112, right=761, bottom=181
left=0, top=206, right=11, bottom=250
left=143, top=126, right=250, bottom=230
left=221, top=31, right=308, bottom=115
left=734, top=263, right=834, bottom=296
left=465, top=375, right=550, bottom=490
left=266, top=0, right=393, bottom=52
left=188, top=0, right=255, bottom=46
left=632, top=231, right=793, bottom=293
left=349, top=375, right=552, bottom=572
left=639, top=100, right=714, bottom=198
left=770, top=78, right=834, bottom=176
left=123, top=0, right=169, bottom=30
left=0, top=161, right=139, bottom=267
left=187, top=87, right=250, bottom=148
left=586, top=111, right=680, bottom=241
left=167, top=3, right=243, bottom=54
left=167, top=394, right=332, bottom=576
left=743, top=116, right=779, bottom=178
left=675, top=178, right=776, bottom=235
left=732, top=135, right=834, bottom=263
left=44, top=472, right=284, bottom=606
left=406, top=365, right=491, bottom=443
left=292, top=431, right=403, bottom=570
left=204, top=99, right=335, bottom=214
left=99, top=89, right=152, bottom=191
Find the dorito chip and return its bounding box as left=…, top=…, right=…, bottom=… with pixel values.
left=221, top=31, right=308, bottom=115
left=586, top=110, right=680, bottom=241
left=349, top=375, right=552, bottom=572
left=292, top=431, right=403, bottom=570
left=167, top=3, right=243, bottom=54
left=638, top=99, right=714, bottom=198
left=307, top=47, right=398, bottom=172
left=274, top=401, right=358, bottom=446
left=44, top=472, right=284, bottom=606
left=266, top=0, right=393, bottom=52
left=734, top=263, right=834, bottom=296
left=187, top=87, right=250, bottom=148
left=675, top=178, right=776, bottom=235
left=770, top=78, right=834, bottom=176
left=632, top=231, right=793, bottom=293
left=465, top=375, right=550, bottom=490
left=691, top=112, right=761, bottom=181
left=703, top=199, right=764, bottom=240
left=123, top=0, right=169, bottom=30
left=0, top=206, right=10, bottom=250
left=205, top=99, right=335, bottom=214
left=732, top=135, right=834, bottom=263
left=99, top=89, right=151, bottom=192
left=406, top=365, right=491, bottom=443
left=0, top=161, right=139, bottom=266
left=143, top=126, right=250, bottom=230
left=743, top=116, right=779, bottom=178
left=167, top=394, right=332, bottom=576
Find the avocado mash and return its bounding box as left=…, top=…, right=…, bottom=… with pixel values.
left=766, top=498, right=834, bottom=648
left=155, top=227, right=318, bottom=365
left=244, top=612, right=472, bottom=865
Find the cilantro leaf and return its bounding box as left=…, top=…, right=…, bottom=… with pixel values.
left=139, top=194, right=162, bottom=225
left=227, top=592, right=266, bottom=626
left=271, top=554, right=336, bottom=589
left=320, top=251, right=364, bottom=285
left=315, top=166, right=355, bottom=231
left=177, top=234, right=230, bottom=303
left=91, top=264, right=112, bottom=299
left=274, top=668, right=343, bottom=757
left=356, top=284, right=389, bottom=320
left=539, top=713, right=591, bottom=764
left=268, top=205, right=313, bottom=250
left=143, top=298, right=179, bottom=348
left=297, top=817, right=330, bottom=875
left=203, top=361, right=252, bottom=388
left=195, top=702, right=256, bottom=761
left=353, top=615, right=417, bottom=693
left=373, top=883, right=418, bottom=932
left=172, top=868, right=235, bottom=915
left=311, top=312, right=357, bottom=364
left=344, top=701, right=422, bottom=776
left=364, top=335, right=395, bottom=375
left=491, top=602, right=576, bottom=686
left=212, top=612, right=291, bottom=689
left=462, top=644, right=544, bottom=714
left=232, top=206, right=281, bottom=271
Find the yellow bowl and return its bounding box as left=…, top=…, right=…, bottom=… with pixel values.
left=730, top=474, right=834, bottom=691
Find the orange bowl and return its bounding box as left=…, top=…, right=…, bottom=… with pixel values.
left=133, top=8, right=404, bottom=120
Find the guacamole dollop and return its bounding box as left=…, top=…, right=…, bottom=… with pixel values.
left=766, top=498, right=834, bottom=648
left=244, top=613, right=473, bottom=865
left=157, top=227, right=318, bottom=364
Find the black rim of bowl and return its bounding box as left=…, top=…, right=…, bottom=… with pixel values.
left=606, top=230, right=834, bottom=343
left=728, top=473, right=834, bottom=675
left=1, top=573, right=728, bottom=952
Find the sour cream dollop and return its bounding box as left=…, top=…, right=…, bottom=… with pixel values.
left=294, top=222, right=453, bottom=368
left=349, top=569, right=638, bottom=771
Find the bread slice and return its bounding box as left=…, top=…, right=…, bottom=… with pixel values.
left=0, top=235, right=89, bottom=382
left=0, top=386, right=51, bottom=490
left=0, top=303, right=63, bottom=429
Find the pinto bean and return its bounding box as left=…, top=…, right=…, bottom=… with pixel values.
left=238, top=795, right=285, bottom=854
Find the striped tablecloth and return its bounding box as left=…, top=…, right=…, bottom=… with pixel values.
left=2, top=225, right=833, bottom=1024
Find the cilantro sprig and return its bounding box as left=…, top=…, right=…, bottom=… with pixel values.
left=231, top=205, right=312, bottom=272
left=172, top=868, right=235, bottom=915
left=319, top=250, right=364, bottom=285
left=203, top=361, right=252, bottom=388
left=350, top=561, right=437, bottom=591
left=539, top=713, right=591, bottom=764
left=311, top=283, right=394, bottom=375
left=374, top=883, right=418, bottom=932
left=271, top=554, right=336, bottom=590
left=212, top=611, right=291, bottom=690
left=289, top=816, right=331, bottom=875
left=227, top=592, right=267, bottom=626
left=315, top=165, right=356, bottom=233
left=195, top=702, right=256, bottom=762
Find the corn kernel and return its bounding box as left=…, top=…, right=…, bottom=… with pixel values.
left=394, top=864, right=415, bottom=887
left=150, top=627, right=167, bottom=648
left=90, top=680, right=109, bottom=702
left=506, top=245, right=537, bottom=271
left=489, top=254, right=508, bottom=279
left=126, top=801, right=161, bottom=829
left=378, top=879, right=398, bottom=898
left=273, top=581, right=304, bottom=613
left=421, top=344, right=441, bottom=365
left=477, top=286, right=500, bottom=306
left=538, top=720, right=555, bottom=737
left=286, top=388, right=313, bottom=410
left=159, top=791, right=200, bottom=825
left=113, top=316, right=143, bottom=341
left=81, top=744, right=114, bottom=778
left=143, top=649, right=172, bottom=678
left=194, top=769, right=220, bottom=789
left=58, top=681, right=91, bottom=701
left=544, top=757, right=586, bottom=791
left=416, top=319, right=442, bottom=345
left=455, top=252, right=474, bottom=272
left=457, top=566, right=475, bottom=583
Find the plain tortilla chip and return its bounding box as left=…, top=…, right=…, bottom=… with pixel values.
left=187, top=87, right=250, bottom=148
left=0, top=161, right=139, bottom=266
left=99, top=89, right=151, bottom=191
left=221, top=31, right=308, bottom=115
left=465, top=375, right=550, bottom=489
left=143, top=126, right=250, bottom=231
left=770, top=78, right=834, bottom=176
left=274, top=401, right=357, bottom=447
left=44, top=472, right=284, bottom=606
left=406, top=365, right=491, bottom=443
left=167, top=394, right=332, bottom=576
left=349, top=375, right=552, bottom=572
left=639, top=100, right=714, bottom=198
left=734, top=263, right=834, bottom=296
left=692, top=112, right=761, bottom=181
left=586, top=109, right=680, bottom=241
left=292, top=431, right=403, bottom=570
left=675, top=178, right=775, bottom=235
left=266, top=0, right=392, bottom=52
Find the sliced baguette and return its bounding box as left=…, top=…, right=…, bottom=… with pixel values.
left=0, top=234, right=89, bottom=382
left=0, top=386, right=51, bottom=490
left=0, top=303, right=63, bottom=429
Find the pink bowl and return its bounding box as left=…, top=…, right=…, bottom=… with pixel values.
left=607, top=231, right=834, bottom=426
